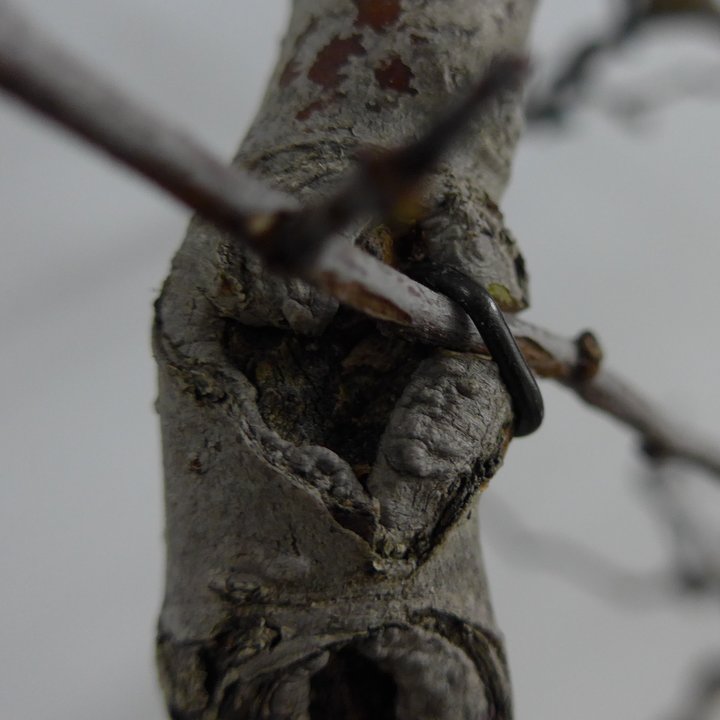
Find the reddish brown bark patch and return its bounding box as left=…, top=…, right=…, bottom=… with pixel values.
left=374, top=55, right=417, bottom=95
left=308, top=35, right=366, bottom=89
left=354, top=0, right=402, bottom=31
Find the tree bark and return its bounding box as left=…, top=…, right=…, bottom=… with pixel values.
left=154, top=1, right=537, bottom=718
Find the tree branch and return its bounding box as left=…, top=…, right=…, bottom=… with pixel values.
left=577, top=373, right=720, bottom=479
left=2, top=0, right=719, bottom=485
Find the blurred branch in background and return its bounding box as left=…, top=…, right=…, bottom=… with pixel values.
left=527, top=0, right=720, bottom=126
left=487, top=463, right=720, bottom=604
left=588, top=63, right=720, bottom=125
left=642, top=465, right=720, bottom=598
left=487, top=458, right=720, bottom=717
left=525, top=5, right=720, bottom=708
left=485, top=493, right=675, bottom=608
left=651, top=465, right=720, bottom=720
left=668, top=656, right=720, bottom=720
left=643, top=462, right=720, bottom=718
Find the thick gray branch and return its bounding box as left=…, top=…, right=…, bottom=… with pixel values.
left=155, top=1, right=536, bottom=718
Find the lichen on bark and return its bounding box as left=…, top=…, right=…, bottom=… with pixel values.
left=154, top=1, right=537, bottom=718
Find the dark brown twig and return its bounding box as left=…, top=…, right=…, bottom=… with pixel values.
left=0, top=1, right=526, bottom=274
left=0, top=0, right=522, bottom=346
left=264, top=56, right=528, bottom=270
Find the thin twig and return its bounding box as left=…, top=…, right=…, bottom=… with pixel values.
left=483, top=494, right=674, bottom=608
left=640, top=461, right=720, bottom=720
left=526, top=0, right=720, bottom=126
left=0, top=1, right=526, bottom=272
left=667, top=657, right=720, bottom=720
left=485, top=462, right=720, bottom=608
left=573, top=371, right=720, bottom=479
left=642, top=466, right=720, bottom=595
left=0, top=3, right=523, bottom=335
left=591, top=64, right=720, bottom=124
left=1, top=2, right=719, bottom=483
left=508, top=319, right=720, bottom=481
left=0, top=0, right=512, bottom=345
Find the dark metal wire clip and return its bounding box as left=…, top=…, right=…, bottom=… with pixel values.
left=410, top=263, right=544, bottom=437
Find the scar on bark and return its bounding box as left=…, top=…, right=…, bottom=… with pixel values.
left=309, top=647, right=397, bottom=720
left=223, top=315, right=430, bottom=487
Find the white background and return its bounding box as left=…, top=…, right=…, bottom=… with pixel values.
left=1, top=2, right=719, bottom=718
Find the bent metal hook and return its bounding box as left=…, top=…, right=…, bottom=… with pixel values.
left=408, top=262, right=544, bottom=437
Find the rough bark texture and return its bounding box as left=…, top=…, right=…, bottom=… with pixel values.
left=154, top=1, right=537, bottom=718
